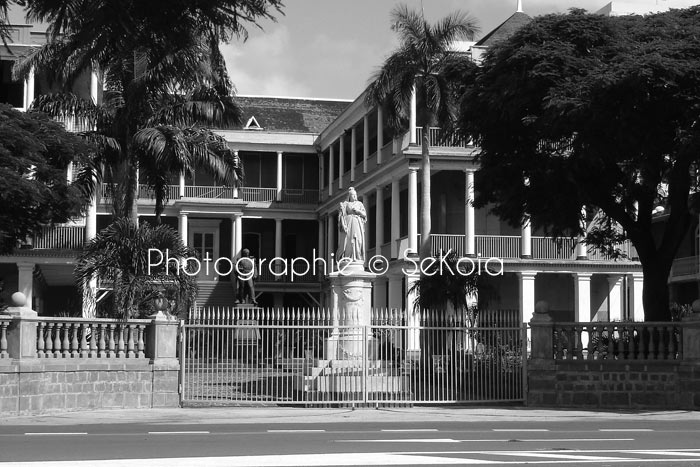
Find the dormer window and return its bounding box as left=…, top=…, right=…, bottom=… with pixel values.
left=244, top=116, right=263, bottom=130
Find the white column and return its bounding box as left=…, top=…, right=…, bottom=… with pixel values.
left=577, top=206, right=587, bottom=259
left=630, top=273, right=644, bottom=322
left=363, top=193, right=371, bottom=258
left=391, top=179, right=400, bottom=258
left=25, top=67, right=35, bottom=109
left=375, top=186, right=384, bottom=257
left=85, top=191, right=97, bottom=243
left=66, top=161, right=73, bottom=184
left=276, top=150, right=283, bottom=202
left=233, top=151, right=239, bottom=198
left=520, top=215, right=532, bottom=258
left=409, top=86, right=417, bottom=144
left=574, top=273, right=592, bottom=323
left=350, top=127, right=357, bottom=182
left=408, top=167, right=418, bottom=256
left=377, top=106, right=384, bottom=165
left=234, top=214, right=243, bottom=259
left=179, top=212, right=188, bottom=246
left=90, top=69, right=99, bottom=105
left=17, top=263, right=35, bottom=310
left=608, top=275, right=623, bottom=321
left=328, top=145, right=334, bottom=197
left=518, top=271, right=537, bottom=324
left=179, top=171, right=185, bottom=198
left=338, top=136, right=345, bottom=190
left=465, top=169, right=475, bottom=256
left=275, top=218, right=283, bottom=280
left=405, top=274, right=420, bottom=358
left=363, top=115, right=369, bottom=173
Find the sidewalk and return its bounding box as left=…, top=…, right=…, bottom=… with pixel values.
left=2, top=406, right=699, bottom=426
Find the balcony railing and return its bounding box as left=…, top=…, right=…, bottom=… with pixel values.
left=671, top=256, right=700, bottom=278
left=31, top=226, right=85, bottom=250
left=101, top=183, right=179, bottom=201
left=476, top=235, right=520, bottom=259
left=279, top=189, right=319, bottom=204
left=184, top=185, right=237, bottom=199
left=415, top=127, right=471, bottom=148
left=532, top=236, right=577, bottom=260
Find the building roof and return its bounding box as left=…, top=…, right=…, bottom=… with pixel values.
left=474, top=11, right=532, bottom=47
left=233, top=96, right=351, bottom=134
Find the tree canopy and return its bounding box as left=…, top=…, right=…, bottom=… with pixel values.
left=0, top=103, right=92, bottom=253
left=460, top=7, right=700, bottom=321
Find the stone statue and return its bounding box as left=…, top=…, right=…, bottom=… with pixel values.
left=336, top=187, right=367, bottom=265
left=234, top=248, right=257, bottom=305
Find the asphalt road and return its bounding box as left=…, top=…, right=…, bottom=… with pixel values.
left=1, top=408, right=699, bottom=465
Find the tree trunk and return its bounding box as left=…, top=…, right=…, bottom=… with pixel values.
left=419, top=124, right=432, bottom=261
left=641, top=258, right=673, bottom=322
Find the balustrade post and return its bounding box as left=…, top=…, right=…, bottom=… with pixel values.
left=1, top=292, right=38, bottom=360
left=148, top=316, right=179, bottom=362
left=527, top=301, right=556, bottom=407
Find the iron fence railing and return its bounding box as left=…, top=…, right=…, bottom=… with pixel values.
left=181, top=307, right=526, bottom=405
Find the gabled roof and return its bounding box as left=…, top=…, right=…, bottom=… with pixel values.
left=474, top=11, right=532, bottom=47
left=233, top=96, right=351, bottom=134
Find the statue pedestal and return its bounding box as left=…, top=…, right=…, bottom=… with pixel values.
left=325, top=263, right=376, bottom=361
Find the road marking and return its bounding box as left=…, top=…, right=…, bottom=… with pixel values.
left=337, top=438, right=461, bottom=443
left=381, top=429, right=439, bottom=432
left=516, top=438, right=635, bottom=442
left=267, top=429, right=326, bottom=433
left=599, top=429, right=654, bottom=432
left=492, top=429, right=549, bottom=432
left=24, top=432, right=88, bottom=436
left=147, top=431, right=210, bottom=435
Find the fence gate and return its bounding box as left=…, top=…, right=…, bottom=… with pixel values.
left=180, top=307, right=526, bottom=406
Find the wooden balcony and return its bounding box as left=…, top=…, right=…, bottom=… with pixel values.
left=30, top=226, right=85, bottom=250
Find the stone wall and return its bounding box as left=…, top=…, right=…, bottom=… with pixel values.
left=0, top=360, right=179, bottom=415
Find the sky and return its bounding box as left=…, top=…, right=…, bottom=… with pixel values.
left=220, top=0, right=684, bottom=100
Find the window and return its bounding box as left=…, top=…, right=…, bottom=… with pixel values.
left=1, top=60, right=24, bottom=108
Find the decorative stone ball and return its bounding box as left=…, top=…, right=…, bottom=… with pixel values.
left=692, top=299, right=700, bottom=314
left=534, top=300, right=550, bottom=315
left=11, top=292, right=27, bottom=307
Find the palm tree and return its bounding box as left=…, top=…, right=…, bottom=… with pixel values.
left=366, top=4, right=479, bottom=261
left=75, top=218, right=197, bottom=319
left=12, top=0, right=281, bottom=221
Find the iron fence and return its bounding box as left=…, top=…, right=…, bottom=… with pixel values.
left=180, top=307, right=526, bottom=406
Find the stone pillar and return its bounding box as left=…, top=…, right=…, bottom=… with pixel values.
left=327, top=214, right=335, bottom=266
left=326, top=267, right=376, bottom=361
left=275, top=218, right=283, bottom=280
left=179, top=171, right=185, bottom=198
left=2, top=293, right=38, bottom=360
left=276, top=150, right=283, bottom=202
left=409, top=86, right=417, bottom=144
left=577, top=206, right=587, bottom=259
left=527, top=301, right=557, bottom=407
left=350, top=126, right=357, bottom=182
left=147, top=316, right=180, bottom=407
left=85, top=190, right=97, bottom=243
left=405, top=274, right=420, bottom=359
left=520, top=215, right=532, bottom=258
left=630, top=272, right=644, bottom=322
left=17, top=263, right=34, bottom=310
left=338, top=136, right=345, bottom=189
left=25, top=67, right=35, bottom=109
left=233, top=214, right=243, bottom=259
left=328, top=145, right=334, bottom=197
left=363, top=115, right=369, bottom=174
left=391, top=179, right=400, bottom=259
left=408, top=167, right=418, bottom=256
left=680, top=305, right=700, bottom=410
left=608, top=275, right=623, bottom=321
left=529, top=301, right=553, bottom=359
left=377, top=106, right=384, bottom=164
left=518, top=272, right=537, bottom=325
left=574, top=273, right=592, bottom=322
left=179, top=212, right=188, bottom=246
left=375, top=185, right=384, bottom=257
left=90, top=68, right=99, bottom=105
left=232, top=151, right=239, bottom=198
left=465, top=169, right=475, bottom=257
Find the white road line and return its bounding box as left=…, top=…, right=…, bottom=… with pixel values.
left=599, top=429, right=654, bottom=432
left=267, top=429, right=326, bottom=433
left=516, top=438, right=635, bottom=442
left=491, top=451, right=639, bottom=461
left=24, top=432, right=88, bottom=436
left=147, top=431, right=210, bottom=435
left=381, top=429, right=439, bottom=432
left=336, top=438, right=461, bottom=443
left=492, top=429, right=549, bottom=432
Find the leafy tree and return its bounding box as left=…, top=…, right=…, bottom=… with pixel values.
left=0, top=103, right=92, bottom=253
left=366, top=4, right=479, bottom=261
left=13, top=0, right=279, bottom=221
left=75, top=218, right=197, bottom=319
left=460, top=7, right=700, bottom=321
